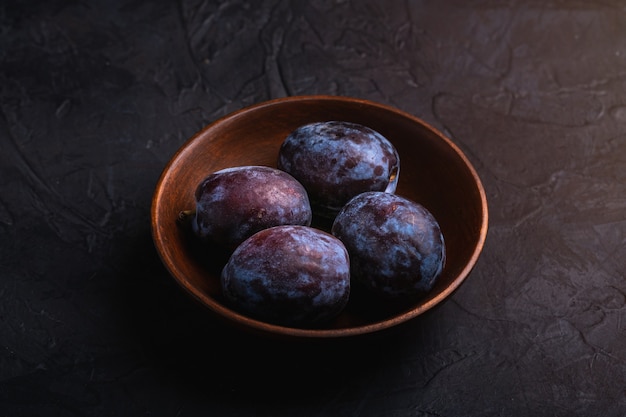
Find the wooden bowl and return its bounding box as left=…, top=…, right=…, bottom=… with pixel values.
left=151, top=95, right=488, bottom=338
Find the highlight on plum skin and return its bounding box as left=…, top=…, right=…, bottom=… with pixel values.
left=277, top=121, right=400, bottom=219
left=331, top=191, right=446, bottom=299
left=186, top=165, right=313, bottom=250
left=221, top=225, right=351, bottom=327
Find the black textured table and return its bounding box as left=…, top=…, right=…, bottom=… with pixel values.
left=2, top=1, right=625, bottom=416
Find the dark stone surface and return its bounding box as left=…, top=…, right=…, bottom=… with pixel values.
left=1, top=0, right=625, bottom=416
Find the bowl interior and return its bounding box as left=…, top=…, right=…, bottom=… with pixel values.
left=151, top=96, right=488, bottom=338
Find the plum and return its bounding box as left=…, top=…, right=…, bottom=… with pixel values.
left=187, top=166, right=312, bottom=250
left=331, top=191, right=445, bottom=298
left=221, top=225, right=350, bottom=327
left=277, top=121, right=400, bottom=218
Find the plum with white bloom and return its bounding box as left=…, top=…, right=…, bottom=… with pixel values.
left=278, top=121, right=399, bottom=218
left=221, top=225, right=350, bottom=326
left=187, top=166, right=312, bottom=250
left=332, top=192, right=445, bottom=298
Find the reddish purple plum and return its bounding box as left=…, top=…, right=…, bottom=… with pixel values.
left=189, top=166, right=312, bottom=250
left=277, top=121, right=400, bottom=218
left=331, top=192, right=445, bottom=298
left=221, top=225, right=350, bottom=327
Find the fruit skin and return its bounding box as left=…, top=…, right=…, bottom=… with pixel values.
left=191, top=166, right=312, bottom=250
left=221, top=225, right=350, bottom=327
left=331, top=191, right=445, bottom=298
left=277, top=121, right=400, bottom=218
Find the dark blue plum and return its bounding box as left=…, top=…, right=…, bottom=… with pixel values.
left=221, top=225, right=350, bottom=327
left=191, top=166, right=312, bottom=250
left=331, top=191, right=445, bottom=298
left=277, top=121, right=400, bottom=218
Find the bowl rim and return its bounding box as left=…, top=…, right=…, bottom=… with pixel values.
left=151, top=94, right=489, bottom=338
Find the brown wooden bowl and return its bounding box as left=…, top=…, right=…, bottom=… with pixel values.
left=151, top=95, right=488, bottom=338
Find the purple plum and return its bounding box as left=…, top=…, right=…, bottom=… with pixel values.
left=221, top=225, right=350, bottom=327
left=277, top=121, right=400, bottom=218
left=189, top=166, right=312, bottom=250
left=331, top=191, right=445, bottom=298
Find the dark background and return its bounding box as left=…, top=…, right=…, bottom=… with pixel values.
left=1, top=1, right=625, bottom=416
